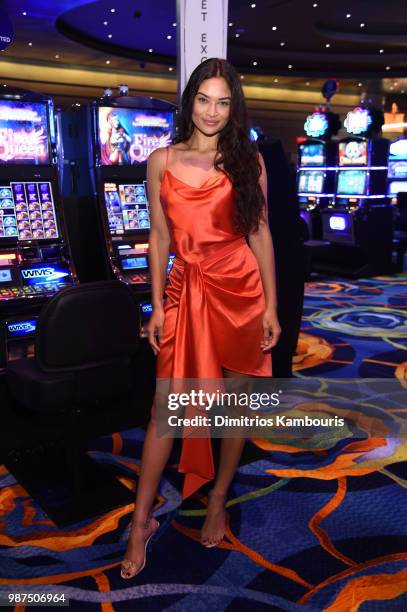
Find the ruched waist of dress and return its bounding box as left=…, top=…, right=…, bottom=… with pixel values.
left=171, top=236, right=247, bottom=271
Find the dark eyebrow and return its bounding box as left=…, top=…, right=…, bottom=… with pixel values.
left=197, top=91, right=231, bottom=100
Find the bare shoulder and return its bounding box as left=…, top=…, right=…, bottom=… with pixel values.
left=147, top=146, right=169, bottom=179
left=148, top=146, right=168, bottom=167
left=171, top=141, right=188, bottom=150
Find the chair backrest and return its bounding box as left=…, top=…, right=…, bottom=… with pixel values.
left=35, top=281, right=140, bottom=372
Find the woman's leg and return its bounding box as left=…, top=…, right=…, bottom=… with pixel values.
left=121, top=415, right=174, bottom=577
left=200, top=368, right=249, bottom=546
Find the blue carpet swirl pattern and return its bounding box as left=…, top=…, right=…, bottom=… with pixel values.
left=1, top=272, right=407, bottom=610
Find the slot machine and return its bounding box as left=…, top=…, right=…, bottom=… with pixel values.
left=92, top=97, right=176, bottom=314
left=387, top=138, right=407, bottom=205
left=320, top=106, right=392, bottom=275
left=0, top=89, right=76, bottom=368
left=60, top=95, right=176, bottom=334
left=297, top=110, right=338, bottom=240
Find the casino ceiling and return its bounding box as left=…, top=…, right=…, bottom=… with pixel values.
left=0, top=0, right=406, bottom=108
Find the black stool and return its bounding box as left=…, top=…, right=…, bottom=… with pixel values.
left=6, top=281, right=145, bottom=526
left=303, top=240, right=331, bottom=279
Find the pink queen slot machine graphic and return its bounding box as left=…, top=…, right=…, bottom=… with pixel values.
left=0, top=101, right=49, bottom=165
left=98, top=107, right=173, bottom=166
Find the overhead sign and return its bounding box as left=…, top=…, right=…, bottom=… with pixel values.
left=0, top=8, right=13, bottom=51
left=177, top=0, right=229, bottom=97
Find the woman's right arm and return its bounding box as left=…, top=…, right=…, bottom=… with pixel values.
left=146, top=147, right=171, bottom=355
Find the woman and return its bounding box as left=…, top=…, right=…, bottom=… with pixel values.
left=121, top=58, right=281, bottom=579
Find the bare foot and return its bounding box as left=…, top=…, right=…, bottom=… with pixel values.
left=201, top=490, right=226, bottom=547
left=121, top=515, right=159, bottom=579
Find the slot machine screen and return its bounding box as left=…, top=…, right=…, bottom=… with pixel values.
left=98, top=107, right=174, bottom=165
left=299, top=142, right=325, bottom=167
left=338, top=141, right=368, bottom=166
left=0, top=269, right=12, bottom=282
left=388, top=181, right=407, bottom=196
left=298, top=170, right=324, bottom=194
left=337, top=170, right=367, bottom=195
left=0, top=182, right=59, bottom=240
left=388, top=161, right=407, bottom=180
left=122, top=256, right=148, bottom=270
left=0, top=100, right=50, bottom=165
left=103, top=181, right=149, bottom=235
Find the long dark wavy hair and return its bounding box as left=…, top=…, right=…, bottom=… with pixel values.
left=174, top=58, right=265, bottom=234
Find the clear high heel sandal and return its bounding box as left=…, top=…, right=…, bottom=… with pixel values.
left=121, top=514, right=160, bottom=579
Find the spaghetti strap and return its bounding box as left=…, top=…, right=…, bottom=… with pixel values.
left=165, top=145, right=171, bottom=168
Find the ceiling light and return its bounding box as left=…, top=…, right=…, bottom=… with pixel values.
left=306, top=82, right=310, bottom=86
left=103, top=21, right=108, bottom=25
left=173, top=22, right=176, bottom=26
left=358, top=82, right=363, bottom=87
left=28, top=42, right=32, bottom=46
left=390, top=86, right=394, bottom=90
left=253, top=61, right=258, bottom=66
left=108, top=34, right=112, bottom=38
left=169, top=67, right=174, bottom=71
left=235, top=33, right=240, bottom=38
left=229, top=22, right=233, bottom=26
left=313, top=3, right=318, bottom=7
left=346, top=13, right=351, bottom=18
left=106, top=60, right=111, bottom=64
left=360, top=23, right=365, bottom=27
left=251, top=3, right=256, bottom=7
left=240, top=75, right=244, bottom=79
left=148, top=48, right=153, bottom=52
left=280, top=42, right=285, bottom=46
left=394, top=82, right=398, bottom=86
left=110, top=8, right=116, bottom=13
left=272, top=26, right=277, bottom=30
left=55, top=54, right=60, bottom=59
left=379, top=49, right=384, bottom=53
left=288, top=64, right=293, bottom=68
left=167, top=35, right=172, bottom=39
left=3, top=84, right=7, bottom=87
left=386, top=66, right=391, bottom=70
left=274, top=78, right=278, bottom=83
left=325, top=43, right=330, bottom=48
left=402, top=90, right=405, bottom=94
left=22, top=11, right=27, bottom=16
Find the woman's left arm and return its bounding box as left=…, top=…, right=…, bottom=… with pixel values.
left=248, top=153, right=281, bottom=351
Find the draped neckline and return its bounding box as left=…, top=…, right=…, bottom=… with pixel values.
left=162, top=168, right=228, bottom=191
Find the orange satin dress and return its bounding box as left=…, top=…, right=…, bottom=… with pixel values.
left=155, top=146, right=272, bottom=499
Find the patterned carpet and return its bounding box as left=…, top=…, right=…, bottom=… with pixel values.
left=1, top=272, right=407, bottom=611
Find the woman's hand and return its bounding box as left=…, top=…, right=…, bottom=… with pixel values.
left=260, top=307, right=281, bottom=352
left=146, top=307, right=165, bottom=355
